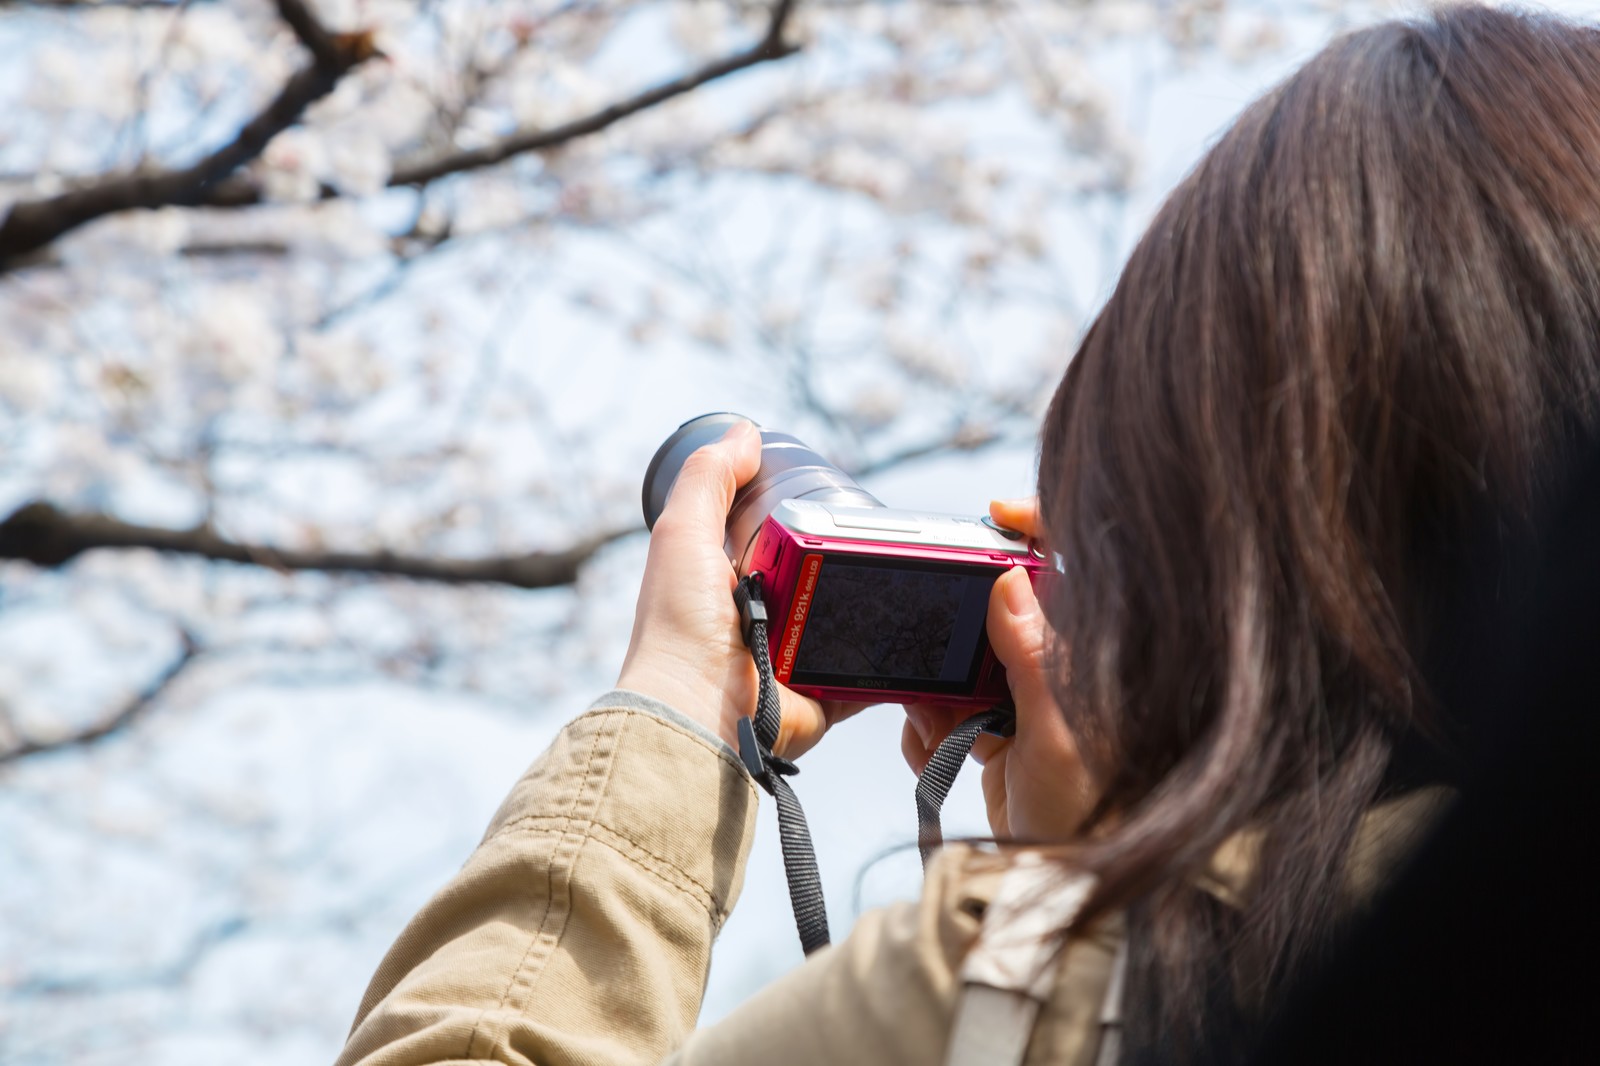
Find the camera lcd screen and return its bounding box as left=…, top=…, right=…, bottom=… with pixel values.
left=787, top=555, right=998, bottom=692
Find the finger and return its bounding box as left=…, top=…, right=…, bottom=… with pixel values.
left=970, top=732, right=1007, bottom=766
left=656, top=421, right=762, bottom=541
left=980, top=748, right=1011, bottom=838
left=902, top=717, right=930, bottom=774
left=904, top=702, right=971, bottom=758
left=986, top=566, right=1057, bottom=716
left=822, top=700, right=875, bottom=731
left=773, top=684, right=833, bottom=760
left=899, top=707, right=975, bottom=776
left=905, top=703, right=936, bottom=747
left=989, top=496, right=1042, bottom=539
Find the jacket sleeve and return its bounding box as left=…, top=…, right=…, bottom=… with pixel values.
left=335, top=689, right=1076, bottom=1066
left=336, top=691, right=761, bottom=1066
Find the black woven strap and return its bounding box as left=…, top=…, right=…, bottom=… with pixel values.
left=915, top=706, right=1014, bottom=868
left=732, top=573, right=1011, bottom=955
left=735, top=576, right=831, bottom=955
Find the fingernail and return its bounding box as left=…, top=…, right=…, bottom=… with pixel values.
left=723, top=420, right=758, bottom=442
left=907, top=707, right=932, bottom=745
left=1001, top=566, right=1035, bottom=617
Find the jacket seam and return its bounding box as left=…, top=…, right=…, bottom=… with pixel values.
left=482, top=707, right=752, bottom=915
left=493, top=816, right=727, bottom=917
left=592, top=704, right=755, bottom=783
left=509, top=712, right=624, bottom=1035
left=463, top=713, right=619, bottom=1060
left=481, top=708, right=753, bottom=830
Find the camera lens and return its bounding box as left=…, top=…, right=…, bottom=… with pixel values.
left=642, top=413, right=883, bottom=571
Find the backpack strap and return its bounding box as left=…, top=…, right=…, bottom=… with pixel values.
left=1093, top=936, right=1130, bottom=1066
left=946, top=983, right=1042, bottom=1066
left=945, top=856, right=1125, bottom=1066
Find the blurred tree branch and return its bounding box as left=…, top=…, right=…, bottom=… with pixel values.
left=386, top=0, right=800, bottom=187
left=0, top=0, right=200, bottom=7
left=0, top=501, right=636, bottom=588
left=208, top=0, right=803, bottom=203
left=0, top=0, right=804, bottom=268
left=0, top=0, right=376, bottom=272
left=0, top=631, right=198, bottom=765
left=851, top=424, right=1013, bottom=479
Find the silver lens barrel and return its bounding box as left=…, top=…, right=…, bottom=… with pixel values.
left=642, top=413, right=883, bottom=571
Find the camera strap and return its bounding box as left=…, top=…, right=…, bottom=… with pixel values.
left=915, top=704, right=1014, bottom=868
left=733, top=573, right=1015, bottom=956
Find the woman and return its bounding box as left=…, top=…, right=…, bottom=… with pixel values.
left=336, top=7, right=1600, bottom=1064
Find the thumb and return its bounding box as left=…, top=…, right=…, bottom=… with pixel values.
left=773, top=686, right=824, bottom=759
left=986, top=566, right=1054, bottom=710
left=658, top=421, right=762, bottom=540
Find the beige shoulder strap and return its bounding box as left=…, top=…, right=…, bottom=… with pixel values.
left=946, top=984, right=1042, bottom=1066
left=945, top=856, right=1125, bottom=1066
left=1092, top=937, right=1129, bottom=1066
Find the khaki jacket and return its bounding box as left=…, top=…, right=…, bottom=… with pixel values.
left=336, top=691, right=1440, bottom=1066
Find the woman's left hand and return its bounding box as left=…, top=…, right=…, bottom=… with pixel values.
left=900, top=497, right=1099, bottom=841
left=617, top=420, right=868, bottom=758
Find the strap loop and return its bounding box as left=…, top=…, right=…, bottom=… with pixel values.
left=736, top=716, right=800, bottom=781
left=736, top=574, right=831, bottom=955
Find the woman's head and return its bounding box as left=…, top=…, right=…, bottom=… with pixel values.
left=1038, top=2, right=1600, bottom=1047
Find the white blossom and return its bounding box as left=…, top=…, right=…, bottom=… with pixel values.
left=261, top=128, right=332, bottom=203
left=180, top=287, right=285, bottom=386
left=0, top=352, right=54, bottom=409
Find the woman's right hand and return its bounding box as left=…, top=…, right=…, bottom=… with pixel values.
left=616, top=421, right=869, bottom=760
left=900, top=497, right=1099, bottom=841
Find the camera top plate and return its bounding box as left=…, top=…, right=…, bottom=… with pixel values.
left=771, top=500, right=1039, bottom=560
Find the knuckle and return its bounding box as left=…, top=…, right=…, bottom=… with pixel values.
left=1020, top=623, right=1049, bottom=664
left=647, top=509, right=695, bottom=541
left=902, top=719, right=932, bottom=774
left=680, top=444, right=732, bottom=481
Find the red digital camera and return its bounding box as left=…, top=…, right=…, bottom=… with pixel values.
left=643, top=414, right=1045, bottom=706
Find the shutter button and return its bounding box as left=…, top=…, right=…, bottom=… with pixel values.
left=981, top=515, right=1025, bottom=541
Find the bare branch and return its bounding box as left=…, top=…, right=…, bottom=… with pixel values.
left=849, top=424, right=1022, bottom=479
left=193, top=0, right=805, bottom=208
left=0, top=0, right=203, bottom=8
left=179, top=239, right=292, bottom=257
left=274, top=0, right=342, bottom=69
left=0, top=0, right=376, bottom=272
left=0, top=633, right=199, bottom=766
left=0, top=501, right=637, bottom=589
left=7, top=911, right=248, bottom=998
left=389, top=0, right=801, bottom=187
left=1, top=0, right=800, bottom=257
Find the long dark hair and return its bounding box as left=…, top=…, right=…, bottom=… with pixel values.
left=1037, top=5, right=1600, bottom=1055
